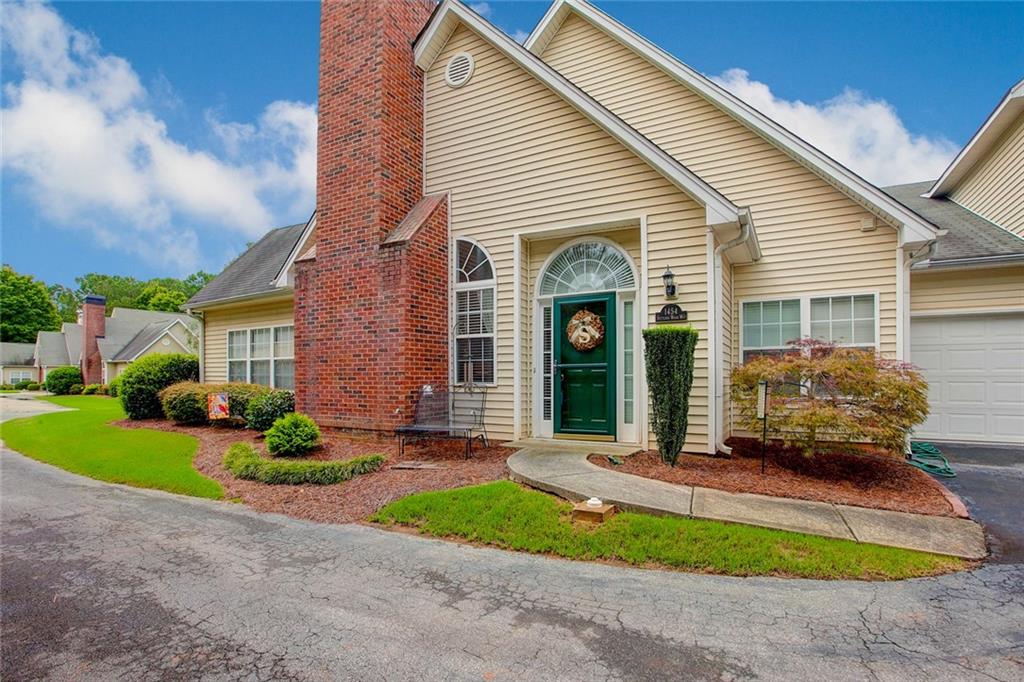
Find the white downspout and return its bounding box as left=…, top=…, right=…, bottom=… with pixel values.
left=186, top=309, right=206, bottom=382
left=712, top=213, right=756, bottom=455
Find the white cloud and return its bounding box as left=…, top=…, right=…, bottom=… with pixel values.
left=711, top=69, right=957, bottom=186
left=469, top=3, right=492, bottom=17
left=511, top=29, right=530, bottom=44
left=1, top=2, right=316, bottom=271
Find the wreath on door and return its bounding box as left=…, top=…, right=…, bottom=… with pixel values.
left=566, top=309, right=605, bottom=352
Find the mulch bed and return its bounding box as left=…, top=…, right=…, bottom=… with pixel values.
left=115, top=419, right=512, bottom=524
left=589, top=438, right=958, bottom=517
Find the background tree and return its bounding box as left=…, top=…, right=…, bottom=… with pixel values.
left=1, top=265, right=61, bottom=342
left=48, top=283, right=82, bottom=323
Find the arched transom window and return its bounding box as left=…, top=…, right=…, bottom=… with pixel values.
left=539, top=241, right=635, bottom=296
left=454, top=239, right=495, bottom=384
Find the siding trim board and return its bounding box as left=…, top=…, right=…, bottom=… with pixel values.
left=527, top=0, right=943, bottom=246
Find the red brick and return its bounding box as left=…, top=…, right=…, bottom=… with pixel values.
left=294, top=0, right=446, bottom=432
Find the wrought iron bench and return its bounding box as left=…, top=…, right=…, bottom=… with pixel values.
left=395, top=386, right=489, bottom=458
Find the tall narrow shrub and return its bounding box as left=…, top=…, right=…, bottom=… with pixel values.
left=643, top=326, right=698, bottom=465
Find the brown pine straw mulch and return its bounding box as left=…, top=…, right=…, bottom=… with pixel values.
left=589, top=437, right=959, bottom=517
left=116, top=419, right=513, bottom=524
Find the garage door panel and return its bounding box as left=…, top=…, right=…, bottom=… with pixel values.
left=993, top=382, right=1024, bottom=405
left=911, top=312, right=1024, bottom=444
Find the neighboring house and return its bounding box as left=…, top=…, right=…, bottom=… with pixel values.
left=189, top=0, right=1023, bottom=448
left=34, top=296, right=199, bottom=385
left=0, top=342, right=38, bottom=384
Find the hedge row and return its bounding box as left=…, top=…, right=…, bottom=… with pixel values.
left=160, top=382, right=272, bottom=425
left=223, top=443, right=385, bottom=485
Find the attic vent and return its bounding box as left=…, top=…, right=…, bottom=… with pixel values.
left=444, top=52, right=475, bottom=88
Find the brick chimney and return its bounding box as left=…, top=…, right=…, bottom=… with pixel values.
left=81, top=295, right=106, bottom=385
left=294, top=0, right=448, bottom=431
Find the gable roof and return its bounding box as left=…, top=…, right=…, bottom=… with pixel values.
left=111, top=319, right=193, bottom=361
left=883, top=181, right=1024, bottom=267
left=187, top=223, right=305, bottom=308
left=927, top=78, right=1024, bottom=198
left=0, top=342, right=36, bottom=366
left=526, top=0, right=944, bottom=246
left=414, top=0, right=757, bottom=242
left=35, top=331, right=70, bottom=366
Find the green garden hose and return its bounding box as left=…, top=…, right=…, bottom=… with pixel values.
left=908, top=441, right=956, bottom=478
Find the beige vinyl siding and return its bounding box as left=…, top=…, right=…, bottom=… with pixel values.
left=426, top=25, right=711, bottom=449
left=3, top=366, right=36, bottom=384
left=911, top=265, right=1024, bottom=313
left=950, top=115, right=1024, bottom=235
left=720, top=252, right=734, bottom=436
left=542, top=14, right=900, bottom=370
left=202, top=297, right=294, bottom=383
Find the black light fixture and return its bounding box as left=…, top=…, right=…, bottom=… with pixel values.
left=662, top=266, right=676, bottom=299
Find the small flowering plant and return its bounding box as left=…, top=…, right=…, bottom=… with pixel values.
left=731, top=339, right=929, bottom=456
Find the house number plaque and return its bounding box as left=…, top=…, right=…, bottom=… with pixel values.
left=655, top=304, right=687, bottom=323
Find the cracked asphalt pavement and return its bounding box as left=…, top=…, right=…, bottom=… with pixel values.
left=2, top=451, right=1022, bottom=681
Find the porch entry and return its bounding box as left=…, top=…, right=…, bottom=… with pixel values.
left=553, top=293, right=616, bottom=440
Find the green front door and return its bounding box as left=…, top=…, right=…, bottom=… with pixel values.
left=553, top=293, right=615, bottom=439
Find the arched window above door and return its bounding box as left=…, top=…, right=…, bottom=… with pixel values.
left=538, top=241, right=635, bottom=296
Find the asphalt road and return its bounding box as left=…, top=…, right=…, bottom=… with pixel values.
left=2, top=451, right=1022, bottom=681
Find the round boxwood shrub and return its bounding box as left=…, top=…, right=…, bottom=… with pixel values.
left=44, top=366, right=83, bottom=395
left=264, top=413, right=321, bottom=457
left=26, top=382, right=41, bottom=391
left=82, top=383, right=102, bottom=395
left=68, top=383, right=84, bottom=395
left=244, top=390, right=295, bottom=432
left=643, top=325, right=698, bottom=466
left=119, top=354, right=199, bottom=420
left=14, top=379, right=33, bottom=390
left=107, top=375, right=122, bottom=397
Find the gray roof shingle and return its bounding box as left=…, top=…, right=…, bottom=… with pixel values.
left=187, top=224, right=306, bottom=307
left=883, top=181, right=1024, bottom=264
left=35, top=332, right=71, bottom=366
left=1, top=342, right=36, bottom=366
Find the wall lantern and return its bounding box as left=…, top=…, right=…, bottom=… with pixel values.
left=662, top=266, right=677, bottom=299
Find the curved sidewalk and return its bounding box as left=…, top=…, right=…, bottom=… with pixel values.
left=506, top=445, right=987, bottom=560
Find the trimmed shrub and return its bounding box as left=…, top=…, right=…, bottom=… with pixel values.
left=44, top=366, right=83, bottom=395
left=107, top=375, right=122, bottom=397
left=82, top=383, right=102, bottom=395
left=68, top=383, right=84, bottom=395
left=244, top=390, right=295, bottom=432
left=731, top=338, right=929, bottom=457
left=643, top=326, right=698, bottom=466
left=119, top=354, right=199, bottom=420
left=223, top=442, right=385, bottom=485
left=0, top=384, right=13, bottom=390
left=14, top=379, right=33, bottom=390
left=159, top=381, right=273, bottom=425
left=26, top=382, right=41, bottom=391
left=265, top=413, right=321, bottom=457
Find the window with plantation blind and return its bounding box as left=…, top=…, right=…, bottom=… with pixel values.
left=454, top=239, right=496, bottom=384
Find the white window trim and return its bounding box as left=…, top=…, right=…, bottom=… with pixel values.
left=739, top=290, right=881, bottom=358
left=225, top=324, right=295, bottom=389
left=452, top=237, right=497, bottom=387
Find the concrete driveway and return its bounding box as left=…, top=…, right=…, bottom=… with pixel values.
left=2, top=452, right=1021, bottom=681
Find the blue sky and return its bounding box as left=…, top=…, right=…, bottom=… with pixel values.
left=3, top=1, right=1022, bottom=288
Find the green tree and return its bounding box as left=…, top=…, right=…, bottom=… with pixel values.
left=1, top=265, right=61, bottom=342
left=74, top=273, right=146, bottom=313
left=147, top=288, right=188, bottom=312
left=49, top=283, right=82, bottom=323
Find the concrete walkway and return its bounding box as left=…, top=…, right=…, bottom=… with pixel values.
left=506, top=445, right=987, bottom=560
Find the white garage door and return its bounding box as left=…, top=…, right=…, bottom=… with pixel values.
left=911, top=313, right=1024, bottom=443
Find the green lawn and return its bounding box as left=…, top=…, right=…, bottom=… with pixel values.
left=372, top=481, right=965, bottom=580
left=1, top=396, right=222, bottom=499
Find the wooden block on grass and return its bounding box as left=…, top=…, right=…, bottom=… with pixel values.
left=572, top=501, right=616, bottom=523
